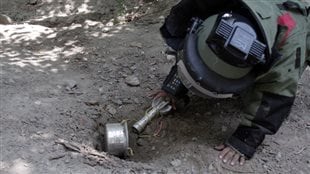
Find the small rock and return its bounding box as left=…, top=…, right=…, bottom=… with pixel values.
left=205, top=112, right=212, bottom=116
left=34, top=100, right=42, bottom=105
left=151, top=146, right=156, bottom=151
left=195, top=113, right=201, bottom=117
left=85, top=100, right=99, bottom=106
left=169, top=136, right=177, bottom=142
left=111, top=99, right=123, bottom=105
left=129, top=42, right=143, bottom=48
left=98, top=87, right=105, bottom=94
left=106, top=105, right=116, bottom=115
left=39, top=149, right=45, bottom=154
left=166, top=54, right=176, bottom=61
left=170, top=159, right=181, bottom=167
left=221, top=126, right=227, bottom=132
left=263, top=164, right=268, bottom=169
left=66, top=15, right=75, bottom=24
left=51, top=144, right=64, bottom=152
left=163, top=142, right=168, bottom=146
left=275, top=152, right=282, bottom=162
left=65, top=80, right=77, bottom=90
left=125, top=75, right=140, bottom=86
left=106, top=21, right=114, bottom=27
left=133, top=98, right=139, bottom=104
left=64, top=157, right=70, bottom=164
left=148, top=74, right=155, bottom=79
left=122, top=98, right=132, bottom=104
left=0, top=14, right=12, bottom=25
left=130, top=65, right=137, bottom=71
left=49, top=16, right=58, bottom=23
left=84, top=20, right=100, bottom=27
left=28, top=0, right=38, bottom=5
left=70, top=152, right=79, bottom=159
left=150, top=67, right=156, bottom=71
left=192, top=137, right=198, bottom=141
left=3, top=78, right=16, bottom=85
left=136, top=138, right=147, bottom=146
left=208, top=163, right=214, bottom=171
left=102, top=27, right=110, bottom=33
left=48, top=153, right=66, bottom=160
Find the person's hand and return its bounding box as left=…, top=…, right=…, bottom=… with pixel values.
left=148, top=89, right=176, bottom=110
left=215, top=144, right=245, bottom=166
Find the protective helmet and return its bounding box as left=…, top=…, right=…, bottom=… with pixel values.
left=177, top=12, right=267, bottom=98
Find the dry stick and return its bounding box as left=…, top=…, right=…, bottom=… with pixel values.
left=55, top=139, right=115, bottom=164
left=153, top=116, right=164, bottom=137
left=295, top=147, right=307, bottom=155
left=55, top=139, right=152, bottom=169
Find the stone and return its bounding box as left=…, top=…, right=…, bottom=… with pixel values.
left=125, top=75, right=140, bottom=86
left=192, top=137, right=198, bottom=141
left=64, top=80, right=77, bottom=90
left=84, top=20, right=100, bottom=27
left=136, top=138, right=147, bottom=146
left=28, top=0, right=38, bottom=5
left=221, top=126, right=227, bottom=132
left=66, top=15, right=76, bottom=24
left=0, top=14, right=12, bottom=25
left=85, top=100, right=99, bottom=106
left=208, top=163, right=214, bottom=171
left=106, top=105, right=116, bottom=115
left=275, top=152, right=282, bottom=162
left=170, top=159, right=181, bottom=167
left=38, top=149, right=45, bottom=154
left=98, top=87, right=105, bottom=94
left=129, top=42, right=143, bottom=48
left=49, top=17, right=58, bottom=24
left=111, top=99, right=123, bottom=105
left=166, top=54, right=176, bottom=61
left=205, top=112, right=212, bottom=116
left=133, top=98, right=140, bottom=104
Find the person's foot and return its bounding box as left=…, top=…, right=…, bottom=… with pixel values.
left=214, top=144, right=245, bottom=166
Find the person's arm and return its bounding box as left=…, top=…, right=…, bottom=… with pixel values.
left=226, top=35, right=307, bottom=159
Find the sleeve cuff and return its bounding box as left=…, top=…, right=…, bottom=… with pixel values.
left=226, top=136, right=256, bottom=159
left=225, top=125, right=266, bottom=159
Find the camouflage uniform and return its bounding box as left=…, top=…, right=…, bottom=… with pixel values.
left=161, top=0, right=310, bottom=158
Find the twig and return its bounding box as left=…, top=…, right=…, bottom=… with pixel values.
left=55, top=139, right=115, bottom=164
left=55, top=139, right=82, bottom=152
left=295, top=147, right=307, bottom=155
left=153, top=120, right=163, bottom=137
left=48, top=153, right=66, bottom=160
left=138, top=134, right=151, bottom=138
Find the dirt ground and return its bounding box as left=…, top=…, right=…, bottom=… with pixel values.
left=0, top=0, right=309, bottom=173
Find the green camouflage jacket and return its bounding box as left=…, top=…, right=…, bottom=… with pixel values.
left=161, top=0, right=309, bottom=158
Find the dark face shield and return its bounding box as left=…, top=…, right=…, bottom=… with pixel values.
left=207, top=13, right=266, bottom=66
left=175, top=13, right=267, bottom=98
